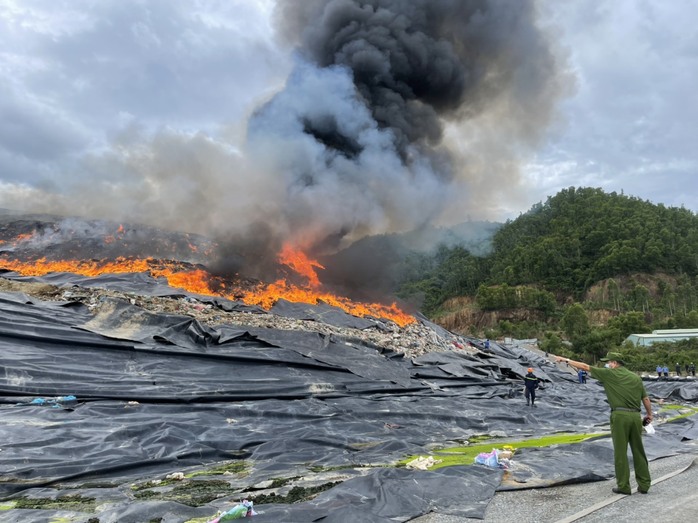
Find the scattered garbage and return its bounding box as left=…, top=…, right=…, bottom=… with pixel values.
left=165, top=472, right=185, bottom=481
left=474, top=447, right=515, bottom=469
left=183, top=296, right=210, bottom=312
left=405, top=455, right=442, bottom=470
left=29, top=395, right=77, bottom=408
left=207, top=500, right=256, bottom=521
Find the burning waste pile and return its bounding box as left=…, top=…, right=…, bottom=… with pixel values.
left=0, top=206, right=473, bottom=376
left=0, top=211, right=415, bottom=328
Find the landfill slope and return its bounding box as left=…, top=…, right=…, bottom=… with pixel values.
left=0, top=274, right=697, bottom=523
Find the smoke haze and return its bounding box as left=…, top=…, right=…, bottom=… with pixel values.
left=214, top=0, right=570, bottom=280
left=0, top=0, right=571, bottom=290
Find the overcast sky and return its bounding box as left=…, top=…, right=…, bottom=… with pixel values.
left=0, top=0, right=696, bottom=240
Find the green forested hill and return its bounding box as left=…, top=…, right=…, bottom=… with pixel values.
left=397, top=187, right=698, bottom=367
left=488, top=187, right=698, bottom=294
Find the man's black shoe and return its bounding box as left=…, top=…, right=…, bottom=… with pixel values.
left=638, top=489, right=649, bottom=494
left=612, top=487, right=630, bottom=495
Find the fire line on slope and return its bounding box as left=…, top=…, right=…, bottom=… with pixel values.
left=0, top=254, right=415, bottom=327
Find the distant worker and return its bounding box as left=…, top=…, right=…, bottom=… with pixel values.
left=656, top=365, right=662, bottom=378
left=690, top=363, right=696, bottom=377
left=675, top=362, right=681, bottom=377
left=663, top=365, right=669, bottom=378
left=578, top=369, right=588, bottom=384
left=523, top=367, right=540, bottom=407
left=484, top=339, right=490, bottom=350
left=556, top=352, right=652, bottom=495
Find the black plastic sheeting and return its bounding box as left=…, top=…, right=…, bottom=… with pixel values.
left=1, top=273, right=697, bottom=522
left=251, top=466, right=503, bottom=522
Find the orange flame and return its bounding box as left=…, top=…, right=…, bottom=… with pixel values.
left=243, top=278, right=413, bottom=326
left=0, top=256, right=415, bottom=327
left=12, top=233, right=35, bottom=244
left=278, top=243, right=324, bottom=287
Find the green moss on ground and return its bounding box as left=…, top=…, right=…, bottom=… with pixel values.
left=131, top=461, right=248, bottom=493
left=8, top=494, right=96, bottom=513
left=269, top=477, right=300, bottom=488
left=661, top=406, right=698, bottom=422
left=658, top=403, right=686, bottom=411
left=399, top=432, right=607, bottom=470
left=133, top=479, right=233, bottom=507
left=467, top=434, right=504, bottom=444
left=248, top=482, right=340, bottom=505
left=187, top=461, right=247, bottom=478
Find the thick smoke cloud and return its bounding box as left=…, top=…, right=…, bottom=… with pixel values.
left=212, top=0, right=569, bottom=283
left=0, top=0, right=570, bottom=295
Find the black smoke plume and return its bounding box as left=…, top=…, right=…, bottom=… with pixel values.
left=212, top=0, right=568, bottom=292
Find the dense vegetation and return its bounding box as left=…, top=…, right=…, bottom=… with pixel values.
left=397, top=187, right=698, bottom=370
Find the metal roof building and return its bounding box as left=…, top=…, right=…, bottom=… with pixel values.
left=625, top=329, right=698, bottom=346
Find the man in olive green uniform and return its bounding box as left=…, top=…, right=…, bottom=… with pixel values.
left=556, top=351, right=652, bottom=495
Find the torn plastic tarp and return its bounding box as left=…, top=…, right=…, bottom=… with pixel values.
left=1, top=276, right=697, bottom=522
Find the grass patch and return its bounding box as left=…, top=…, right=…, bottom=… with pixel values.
left=187, top=461, right=247, bottom=478
left=663, top=407, right=698, bottom=422
left=133, top=479, right=233, bottom=507
left=132, top=461, right=248, bottom=492
left=467, top=434, right=504, bottom=444
left=269, top=477, right=299, bottom=489
left=131, top=478, right=180, bottom=491
left=248, top=482, right=340, bottom=505
left=399, top=432, right=607, bottom=470
left=658, top=403, right=689, bottom=411
left=307, top=463, right=383, bottom=473
left=10, top=494, right=96, bottom=512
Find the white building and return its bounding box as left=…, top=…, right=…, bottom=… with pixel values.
left=625, top=329, right=698, bottom=346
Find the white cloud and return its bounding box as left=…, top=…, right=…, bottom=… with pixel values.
left=1, top=0, right=696, bottom=232
left=527, top=0, right=698, bottom=214
left=0, top=0, right=289, bottom=179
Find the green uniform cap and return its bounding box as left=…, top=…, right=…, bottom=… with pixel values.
left=600, top=351, right=624, bottom=363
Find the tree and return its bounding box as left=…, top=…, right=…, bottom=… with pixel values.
left=573, top=328, right=622, bottom=362
left=561, top=303, right=590, bottom=339
left=607, top=312, right=649, bottom=340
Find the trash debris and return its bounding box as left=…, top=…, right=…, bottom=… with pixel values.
left=405, top=455, right=442, bottom=470
left=165, top=472, right=185, bottom=481
left=474, top=448, right=515, bottom=469
left=29, top=395, right=77, bottom=408
left=207, top=500, right=256, bottom=521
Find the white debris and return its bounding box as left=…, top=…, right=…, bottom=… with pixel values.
left=165, top=472, right=185, bottom=481
left=405, top=455, right=442, bottom=470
